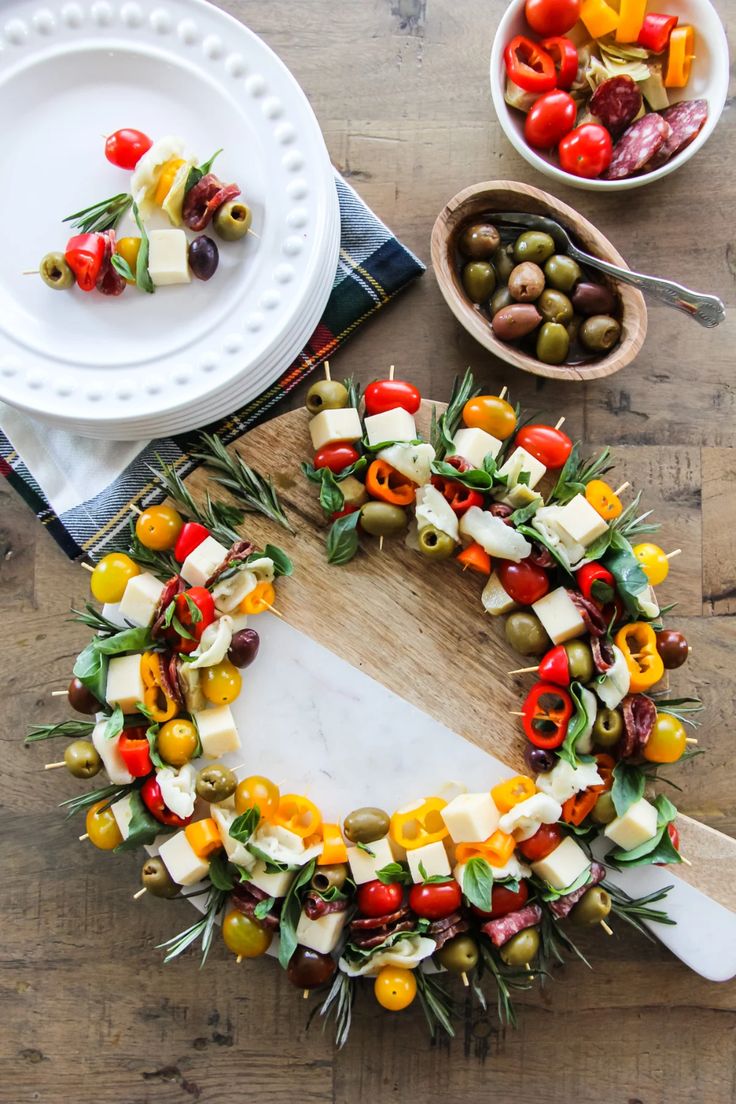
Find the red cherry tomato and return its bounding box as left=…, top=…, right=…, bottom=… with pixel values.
left=356, top=880, right=403, bottom=918
left=408, top=880, right=462, bottom=920
left=559, top=124, right=613, bottom=179
left=539, top=36, right=579, bottom=89
left=364, top=379, right=421, bottom=417
left=525, top=0, right=581, bottom=37
left=64, top=233, right=106, bottom=292
left=174, top=521, right=211, bottom=563
left=105, top=128, right=153, bottom=170
left=170, top=586, right=215, bottom=653
left=524, top=90, right=577, bottom=150
left=140, top=776, right=192, bottom=827
left=498, top=559, right=550, bottom=605
left=471, top=880, right=530, bottom=920
left=517, top=823, right=563, bottom=862
left=314, top=442, right=360, bottom=475
left=515, top=424, right=573, bottom=468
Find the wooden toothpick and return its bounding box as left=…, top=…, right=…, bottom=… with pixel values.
left=266, top=605, right=284, bottom=619
left=508, top=711, right=525, bottom=717
left=600, top=920, right=613, bottom=936
left=460, top=971, right=469, bottom=988
left=80, top=562, right=94, bottom=573
left=614, top=482, right=630, bottom=497
left=680, top=856, right=692, bottom=866
left=379, top=536, right=384, bottom=553
left=389, top=364, right=395, bottom=380
left=130, top=504, right=142, bottom=516
left=555, top=417, right=565, bottom=430
left=236, top=955, right=243, bottom=964
left=323, top=360, right=331, bottom=381
left=666, top=549, right=682, bottom=560
left=685, top=738, right=698, bottom=745
left=509, top=665, right=540, bottom=676
left=51, top=689, right=68, bottom=697
left=133, top=887, right=147, bottom=900
left=303, top=989, right=310, bottom=1000
left=79, top=833, right=89, bottom=842
left=499, top=386, right=508, bottom=400
left=44, top=762, right=66, bottom=771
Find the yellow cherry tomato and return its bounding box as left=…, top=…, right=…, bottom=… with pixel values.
left=135, top=503, right=184, bottom=551
left=643, top=712, right=687, bottom=764
left=374, top=966, right=417, bottom=1011
left=85, top=800, right=123, bottom=850
left=239, top=581, right=276, bottom=615
left=201, top=660, right=242, bottom=705
left=90, top=552, right=140, bottom=603
left=116, top=236, right=141, bottom=283
left=633, top=542, right=669, bottom=587
left=585, top=479, right=623, bottom=521
left=222, top=910, right=272, bottom=958
left=235, top=775, right=280, bottom=818
left=461, top=394, right=517, bottom=440
left=154, top=157, right=185, bottom=206
left=157, top=718, right=199, bottom=766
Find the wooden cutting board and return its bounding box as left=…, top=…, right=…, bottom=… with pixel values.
left=185, top=403, right=736, bottom=913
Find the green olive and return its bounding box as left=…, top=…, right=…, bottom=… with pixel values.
left=505, top=611, right=551, bottom=657
left=563, top=640, right=594, bottom=683
left=63, top=739, right=101, bottom=779
left=305, top=378, right=349, bottom=415
left=195, top=763, right=238, bottom=803
left=359, top=501, right=408, bottom=537
left=141, top=856, right=180, bottom=899
left=590, top=791, right=617, bottom=825
left=462, top=260, right=496, bottom=303
left=437, top=935, right=479, bottom=974
left=343, top=806, right=390, bottom=844
left=311, top=863, right=349, bottom=893
left=490, top=285, right=514, bottom=315
left=417, top=524, right=456, bottom=560
left=570, top=886, right=612, bottom=927
left=579, top=315, right=621, bottom=353
left=537, top=288, right=573, bottom=326
left=500, top=927, right=540, bottom=966
left=514, top=231, right=555, bottom=265
left=593, top=708, right=624, bottom=748
left=536, top=321, right=570, bottom=366
left=213, top=200, right=252, bottom=241
left=544, top=254, right=582, bottom=293
left=458, top=222, right=501, bottom=259
left=40, top=252, right=74, bottom=290
left=339, top=475, right=368, bottom=509
left=491, top=246, right=515, bottom=284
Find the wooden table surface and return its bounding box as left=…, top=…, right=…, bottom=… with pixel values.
left=2, top=1, right=735, bottom=1101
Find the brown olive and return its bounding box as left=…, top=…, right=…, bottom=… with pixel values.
left=64, top=739, right=102, bottom=779
left=579, top=315, right=621, bottom=353
left=67, top=677, right=101, bottom=715
left=311, top=863, right=348, bottom=893
left=490, top=286, right=514, bottom=315
left=462, top=261, right=496, bottom=303
left=538, top=288, right=573, bottom=326
left=343, top=806, right=390, bottom=844
left=492, top=304, right=542, bottom=342
left=306, top=379, right=349, bottom=415
left=195, top=763, right=238, bottom=803
left=507, top=262, right=545, bottom=303
left=228, top=628, right=260, bottom=669
left=141, top=856, right=180, bottom=898
left=286, top=946, right=336, bottom=989
left=571, top=281, right=617, bottom=317
left=656, top=629, right=689, bottom=670
left=458, top=222, right=500, bottom=259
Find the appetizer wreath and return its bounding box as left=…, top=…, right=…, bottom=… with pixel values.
left=29, top=370, right=701, bottom=1046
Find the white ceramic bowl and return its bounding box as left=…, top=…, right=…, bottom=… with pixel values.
left=490, top=0, right=729, bottom=191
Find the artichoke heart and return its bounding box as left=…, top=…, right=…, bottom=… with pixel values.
left=162, top=159, right=195, bottom=227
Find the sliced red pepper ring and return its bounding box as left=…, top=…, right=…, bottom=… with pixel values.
left=503, top=35, right=557, bottom=93
left=539, top=35, right=579, bottom=89
left=521, top=682, right=574, bottom=749
left=637, top=12, right=678, bottom=52
left=365, top=459, right=416, bottom=507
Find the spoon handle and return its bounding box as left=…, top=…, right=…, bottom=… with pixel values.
left=569, top=246, right=726, bottom=329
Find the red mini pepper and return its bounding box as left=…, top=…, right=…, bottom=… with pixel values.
left=64, top=233, right=106, bottom=292
left=170, top=586, right=216, bottom=653
left=140, top=776, right=192, bottom=827
left=521, top=682, right=574, bottom=749
left=118, top=729, right=153, bottom=778
left=539, top=36, right=579, bottom=89
left=637, top=12, right=678, bottom=53
left=537, top=644, right=571, bottom=687
left=174, top=521, right=210, bottom=563
left=575, top=562, right=615, bottom=605
left=504, top=35, right=557, bottom=93
left=430, top=473, right=484, bottom=516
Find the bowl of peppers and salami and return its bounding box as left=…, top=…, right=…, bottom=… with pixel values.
left=490, top=0, right=729, bottom=190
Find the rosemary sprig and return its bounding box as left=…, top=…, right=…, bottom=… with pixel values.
left=127, top=521, right=180, bottom=580
left=648, top=695, right=704, bottom=728
left=431, top=368, right=480, bottom=459
left=193, top=433, right=294, bottom=533
left=343, top=375, right=362, bottom=410
left=148, top=455, right=244, bottom=545
left=59, top=782, right=132, bottom=819
left=309, top=970, right=355, bottom=1048
left=157, top=887, right=228, bottom=966
left=550, top=445, right=616, bottom=505
left=68, top=602, right=122, bottom=636
left=25, top=719, right=96, bottom=744
left=538, top=906, right=591, bottom=974
left=63, top=192, right=132, bottom=233
left=415, top=971, right=456, bottom=1039
left=612, top=490, right=659, bottom=540
left=477, top=941, right=533, bottom=1028
left=603, top=881, right=675, bottom=939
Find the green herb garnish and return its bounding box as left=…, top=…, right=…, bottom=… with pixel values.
left=63, top=192, right=132, bottom=233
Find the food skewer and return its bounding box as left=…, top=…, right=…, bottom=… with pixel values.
left=51, top=689, right=69, bottom=697
left=614, top=482, right=630, bottom=496
left=44, top=761, right=66, bottom=771
left=554, top=417, right=565, bottom=430
left=79, top=833, right=89, bottom=842
left=133, top=887, right=147, bottom=900
left=600, top=921, right=613, bottom=936
left=81, top=562, right=94, bottom=573
left=666, top=549, right=682, bottom=560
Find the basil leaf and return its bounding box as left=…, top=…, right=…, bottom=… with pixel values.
left=612, top=761, right=646, bottom=817
left=344, top=925, right=429, bottom=965
left=318, top=884, right=348, bottom=902
left=608, top=794, right=680, bottom=867
left=246, top=842, right=291, bottom=874
left=462, top=857, right=493, bottom=912
left=229, top=806, right=260, bottom=845
left=145, top=723, right=164, bottom=768
left=114, top=791, right=171, bottom=852
left=111, top=253, right=135, bottom=282
left=431, top=368, right=480, bottom=459
left=208, top=851, right=236, bottom=891
left=537, top=865, right=592, bottom=901
left=517, top=524, right=575, bottom=577
left=184, top=594, right=203, bottom=624
left=103, top=704, right=124, bottom=741
left=94, top=625, right=153, bottom=656
left=516, top=470, right=531, bottom=487
left=253, top=896, right=276, bottom=920
left=326, top=510, right=361, bottom=565
left=430, top=460, right=493, bottom=490
left=510, top=499, right=541, bottom=526
left=356, top=841, right=375, bottom=857
left=591, top=577, right=615, bottom=604
left=72, top=641, right=108, bottom=704
left=185, top=148, right=223, bottom=193
left=131, top=201, right=154, bottom=294
left=278, top=859, right=317, bottom=969
left=318, top=468, right=345, bottom=516
left=603, top=535, right=651, bottom=618
left=260, top=544, right=293, bottom=577
left=557, top=682, right=590, bottom=768
left=171, top=614, right=195, bottom=641
left=375, top=862, right=411, bottom=886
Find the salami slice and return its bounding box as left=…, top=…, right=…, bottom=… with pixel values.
left=183, top=173, right=241, bottom=231
left=591, top=636, right=615, bottom=674
left=646, top=99, right=709, bottom=168
left=204, top=539, right=255, bottom=588
left=590, top=76, right=643, bottom=137
left=481, top=903, right=543, bottom=948
left=603, top=114, right=672, bottom=180
left=619, top=694, right=657, bottom=758
left=548, top=861, right=606, bottom=919
left=567, top=590, right=607, bottom=636
left=304, top=892, right=349, bottom=921
left=428, top=914, right=470, bottom=950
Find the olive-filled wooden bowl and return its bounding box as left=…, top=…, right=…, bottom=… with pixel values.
left=430, top=180, right=647, bottom=382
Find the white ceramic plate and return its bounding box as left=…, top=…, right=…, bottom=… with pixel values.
left=0, top=0, right=339, bottom=434
left=490, top=0, right=730, bottom=192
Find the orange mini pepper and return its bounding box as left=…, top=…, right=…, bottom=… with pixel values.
left=272, top=794, right=322, bottom=838
left=455, top=829, right=516, bottom=868
left=491, top=775, right=536, bottom=814
left=185, top=817, right=224, bottom=858
left=592, top=753, right=616, bottom=794
left=365, top=459, right=416, bottom=507
left=318, top=823, right=348, bottom=866
left=141, top=652, right=179, bottom=723
left=585, top=479, right=623, bottom=521
left=614, top=622, right=665, bottom=693
left=456, top=542, right=492, bottom=575
left=390, top=797, right=448, bottom=851
left=561, top=790, right=598, bottom=826
left=239, top=580, right=276, bottom=615
left=665, top=25, right=695, bottom=88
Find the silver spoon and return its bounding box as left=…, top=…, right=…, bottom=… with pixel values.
left=493, top=211, right=725, bottom=328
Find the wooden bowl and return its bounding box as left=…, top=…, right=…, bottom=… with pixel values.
left=430, top=180, right=648, bottom=382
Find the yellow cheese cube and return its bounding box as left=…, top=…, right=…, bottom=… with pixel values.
left=91, top=721, right=134, bottom=784
left=531, top=836, right=590, bottom=890
left=497, top=446, right=546, bottom=490
left=193, top=704, right=240, bottom=757
left=158, top=831, right=210, bottom=885
left=249, top=861, right=296, bottom=897
left=604, top=797, right=658, bottom=851
left=295, top=909, right=348, bottom=954
left=148, top=228, right=191, bottom=286
left=181, top=535, right=228, bottom=587
left=118, top=572, right=165, bottom=627
left=532, top=587, right=586, bottom=645
left=105, top=653, right=145, bottom=714
left=308, top=407, right=363, bottom=451
left=210, top=804, right=256, bottom=869
left=452, top=427, right=502, bottom=468
left=441, top=793, right=500, bottom=844
left=557, top=494, right=609, bottom=546
left=347, top=836, right=396, bottom=885
left=363, top=407, right=417, bottom=447
left=406, top=840, right=451, bottom=883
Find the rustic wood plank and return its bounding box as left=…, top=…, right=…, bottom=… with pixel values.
left=702, top=447, right=736, bottom=616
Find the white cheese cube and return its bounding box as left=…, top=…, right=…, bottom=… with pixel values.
left=210, top=804, right=256, bottom=870
left=481, top=572, right=518, bottom=616
left=532, top=587, right=586, bottom=645
left=604, top=797, right=658, bottom=851
left=118, top=572, right=165, bottom=627
left=406, top=840, right=451, bottom=883
left=296, top=909, right=348, bottom=955
left=158, top=831, right=210, bottom=886
left=377, top=442, right=435, bottom=485
left=501, top=485, right=543, bottom=510
left=452, top=427, right=502, bottom=469
left=499, top=793, right=562, bottom=841
left=193, top=704, right=240, bottom=757
left=557, top=494, right=608, bottom=547
left=441, top=793, right=500, bottom=845
left=309, top=407, right=363, bottom=451
left=364, top=407, right=417, bottom=447
left=91, top=721, right=134, bottom=784
left=531, top=836, right=591, bottom=890
left=111, top=793, right=136, bottom=840
left=249, top=861, right=296, bottom=898
left=497, top=446, right=546, bottom=491
left=148, top=228, right=191, bottom=286
left=105, top=653, right=145, bottom=715
left=180, top=535, right=228, bottom=588
left=414, top=483, right=459, bottom=541
left=347, top=836, right=397, bottom=885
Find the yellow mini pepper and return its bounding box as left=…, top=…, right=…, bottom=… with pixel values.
left=390, top=797, right=448, bottom=851
left=665, top=26, right=695, bottom=87
left=140, top=652, right=179, bottom=723
left=456, top=829, right=516, bottom=868
left=318, top=823, right=348, bottom=866
left=154, top=157, right=186, bottom=206
left=491, top=776, right=536, bottom=814
left=272, top=794, right=322, bottom=838
left=581, top=0, right=619, bottom=39
left=239, top=581, right=276, bottom=615
left=615, top=0, right=647, bottom=43
left=614, top=622, right=665, bottom=693
left=585, top=479, right=623, bottom=521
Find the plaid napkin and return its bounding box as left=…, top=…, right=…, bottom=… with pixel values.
left=0, top=174, right=424, bottom=560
